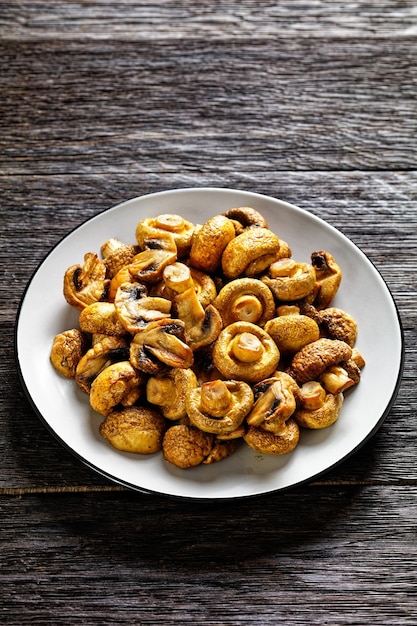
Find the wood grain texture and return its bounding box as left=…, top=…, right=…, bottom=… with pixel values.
left=1, top=2, right=417, bottom=624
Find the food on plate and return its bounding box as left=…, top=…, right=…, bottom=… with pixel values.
left=50, top=205, right=365, bottom=469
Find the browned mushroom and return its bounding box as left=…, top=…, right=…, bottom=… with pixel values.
left=79, top=301, right=127, bottom=336
left=99, top=406, right=166, bottom=454
left=221, top=228, right=281, bottom=279
left=135, top=213, right=194, bottom=258
left=129, top=319, right=194, bottom=374
left=287, top=338, right=352, bottom=385
left=222, top=206, right=268, bottom=230
left=261, top=258, right=316, bottom=301
left=246, top=372, right=299, bottom=435
left=129, top=232, right=178, bottom=284
left=315, top=307, right=358, bottom=347
left=100, top=238, right=138, bottom=279
left=50, top=329, right=88, bottom=378
left=74, top=335, right=129, bottom=393
left=310, top=250, right=342, bottom=309
left=244, top=418, right=300, bottom=455
left=189, top=214, right=236, bottom=273
left=114, top=282, right=171, bottom=334
left=174, top=286, right=223, bottom=350
left=63, top=252, right=107, bottom=310
left=146, top=367, right=198, bottom=420
left=162, top=424, right=215, bottom=468
left=89, top=361, right=144, bottom=416
left=186, top=379, right=254, bottom=435
left=294, top=391, right=344, bottom=429
left=212, top=321, right=280, bottom=384
left=213, top=278, right=275, bottom=327
left=264, top=313, right=320, bottom=355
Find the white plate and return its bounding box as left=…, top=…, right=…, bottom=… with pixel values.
left=16, top=188, right=403, bottom=499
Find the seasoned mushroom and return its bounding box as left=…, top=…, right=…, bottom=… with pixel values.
left=294, top=392, right=344, bottom=429
left=315, top=307, right=358, bottom=347
left=108, top=266, right=139, bottom=302
left=162, top=424, right=214, bottom=468
left=130, top=319, right=194, bottom=374
left=264, top=313, right=320, bottom=355
left=320, top=365, right=357, bottom=394
left=135, top=214, right=194, bottom=258
left=212, top=321, right=280, bottom=384
left=288, top=338, right=352, bottom=385
left=310, top=250, right=342, bottom=309
left=89, top=361, right=144, bottom=416
left=100, top=238, right=138, bottom=279
left=75, top=335, right=129, bottom=393
left=146, top=367, right=198, bottom=420
left=189, top=214, right=236, bottom=273
left=79, top=302, right=127, bottom=336
left=203, top=439, right=238, bottom=464
left=186, top=379, right=254, bottom=435
left=114, top=282, right=171, bottom=334
left=244, top=418, right=300, bottom=456
left=50, top=329, right=88, bottom=378
left=246, top=372, right=299, bottom=435
left=99, top=406, right=166, bottom=454
left=63, top=252, right=107, bottom=310
left=174, top=286, right=222, bottom=350
left=261, top=258, right=316, bottom=301
left=129, top=232, right=178, bottom=284
left=213, top=278, right=275, bottom=327
left=221, top=228, right=281, bottom=279
left=222, top=206, right=268, bottom=230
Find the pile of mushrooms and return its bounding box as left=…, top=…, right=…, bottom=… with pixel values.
left=50, top=207, right=365, bottom=469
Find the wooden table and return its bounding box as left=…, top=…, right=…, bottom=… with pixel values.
left=1, top=2, right=416, bottom=624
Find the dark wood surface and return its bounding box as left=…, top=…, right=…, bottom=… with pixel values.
left=1, top=2, right=416, bottom=624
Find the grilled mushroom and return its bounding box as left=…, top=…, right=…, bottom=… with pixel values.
left=212, top=321, right=280, bottom=384
left=162, top=424, right=214, bottom=469
left=99, top=406, right=166, bottom=454
left=100, top=238, right=138, bottom=279
left=114, top=282, right=171, bottom=334
left=50, top=329, right=88, bottom=378
left=315, top=307, right=358, bottom=347
left=129, top=232, right=178, bottom=284
left=221, top=228, right=281, bottom=279
left=89, top=361, right=144, bottom=416
left=261, top=258, right=316, bottom=301
left=213, top=278, right=275, bottom=327
left=189, top=214, right=236, bottom=273
left=186, top=379, right=254, bottom=435
left=174, top=286, right=222, bottom=350
left=63, top=252, right=107, bottom=310
left=264, top=313, right=320, bottom=355
left=222, top=206, right=268, bottom=230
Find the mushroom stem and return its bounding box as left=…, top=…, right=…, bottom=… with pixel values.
left=231, top=294, right=263, bottom=324
left=200, top=380, right=233, bottom=417
left=298, top=381, right=326, bottom=410
left=230, top=332, right=263, bottom=363
left=163, top=262, right=194, bottom=294
left=155, top=214, right=185, bottom=232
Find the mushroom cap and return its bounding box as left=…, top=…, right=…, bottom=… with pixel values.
left=221, top=227, right=280, bottom=279
left=114, top=282, right=171, bottom=334
left=99, top=406, right=166, bottom=454
left=294, top=392, right=344, bottom=429
left=75, top=335, right=129, bottom=393
left=264, top=314, right=320, bottom=354
left=310, top=250, right=342, bottom=309
left=189, top=214, right=236, bottom=273
left=50, top=328, right=88, bottom=379
left=246, top=372, right=299, bottom=433
left=316, top=307, right=358, bottom=347
left=222, top=206, right=268, bottom=230
left=146, top=367, right=198, bottom=420
left=261, top=260, right=316, bottom=301
left=244, top=418, right=300, bottom=456
left=162, top=424, right=215, bottom=468
left=288, top=338, right=352, bottom=385
left=100, top=238, right=138, bottom=279
left=135, top=214, right=194, bottom=258
left=89, top=361, right=144, bottom=416
left=213, top=277, right=275, bottom=327
left=79, top=301, right=127, bottom=336
left=174, top=287, right=223, bottom=350
left=212, top=321, right=280, bottom=384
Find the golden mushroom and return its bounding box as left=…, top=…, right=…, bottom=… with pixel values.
left=79, top=301, right=127, bottom=336
left=89, top=361, right=144, bottom=416
left=294, top=390, right=344, bottom=429
left=310, top=250, right=342, bottom=309
left=50, top=329, right=88, bottom=378
left=222, top=206, right=268, bottom=230
left=146, top=367, right=198, bottom=420
left=264, top=313, right=320, bottom=355
left=261, top=258, right=316, bottom=301
left=189, top=214, right=236, bottom=273
left=162, top=424, right=215, bottom=469
left=212, top=321, right=280, bottom=384
left=221, top=227, right=281, bottom=279
left=246, top=372, right=299, bottom=435
left=114, top=282, right=171, bottom=334
left=244, top=418, right=300, bottom=456
left=135, top=213, right=194, bottom=258
left=315, top=306, right=358, bottom=347
left=75, top=335, right=129, bottom=393
left=213, top=278, right=275, bottom=327
left=99, top=406, right=166, bottom=454
left=100, top=238, right=138, bottom=279
left=129, top=232, right=178, bottom=285
left=287, top=338, right=352, bottom=385
left=186, top=379, right=254, bottom=435
left=129, top=319, right=194, bottom=374
left=63, top=252, right=107, bottom=310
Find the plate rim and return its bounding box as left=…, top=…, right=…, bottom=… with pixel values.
left=14, top=187, right=405, bottom=500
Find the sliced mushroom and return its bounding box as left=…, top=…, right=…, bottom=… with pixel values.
left=221, top=228, right=281, bottom=279
left=244, top=418, right=300, bottom=456
left=114, top=282, right=171, bottom=333
left=50, top=329, right=88, bottom=378
left=264, top=314, right=320, bottom=355
left=212, top=321, right=280, bottom=384
left=222, top=206, right=268, bottom=230
left=213, top=278, right=275, bottom=327
left=261, top=258, right=316, bottom=301
left=162, top=424, right=215, bottom=469
left=129, top=232, right=177, bottom=284
left=287, top=338, right=352, bottom=385
left=174, top=286, right=223, bottom=350
left=135, top=214, right=194, bottom=258
left=186, top=379, right=254, bottom=435
left=89, top=361, right=144, bottom=416
left=79, top=301, right=127, bottom=336
left=63, top=252, right=107, bottom=310
left=130, top=319, right=194, bottom=374
left=146, top=367, right=198, bottom=420
left=246, top=372, right=299, bottom=434
left=100, top=238, right=138, bottom=279
left=99, top=406, right=166, bottom=454
left=75, top=335, right=129, bottom=393
left=310, top=250, right=342, bottom=309
left=108, top=266, right=139, bottom=302
left=189, top=214, right=236, bottom=273
left=294, top=392, right=344, bottom=429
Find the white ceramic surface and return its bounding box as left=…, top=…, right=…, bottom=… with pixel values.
left=16, top=188, right=403, bottom=499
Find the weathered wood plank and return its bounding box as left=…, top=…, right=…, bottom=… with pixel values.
left=1, top=1, right=416, bottom=39
left=1, top=38, right=416, bottom=174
